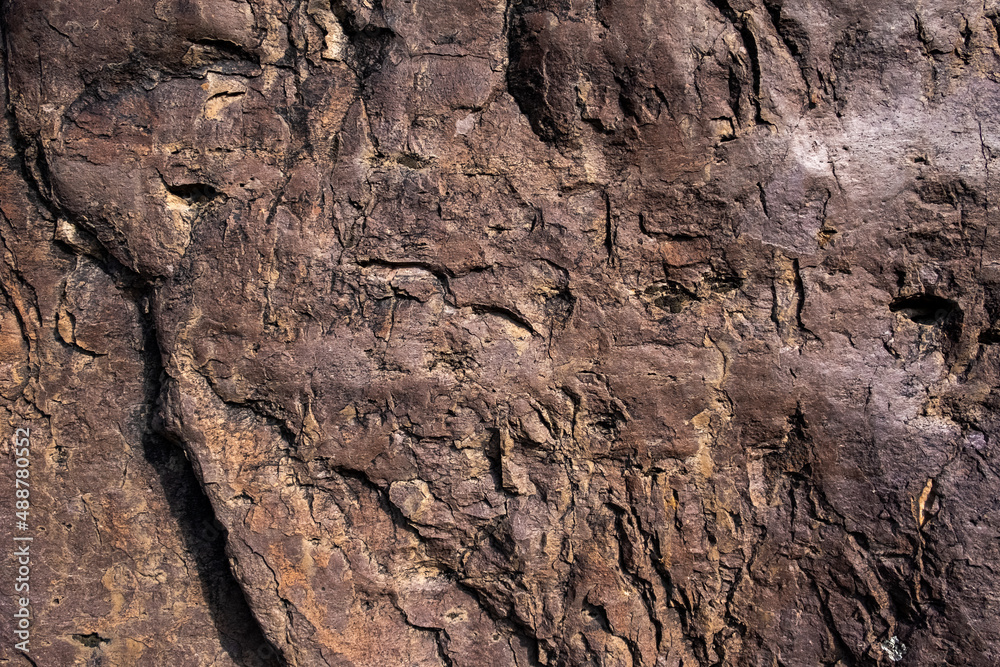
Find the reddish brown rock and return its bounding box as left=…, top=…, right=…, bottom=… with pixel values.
left=2, top=0, right=1000, bottom=665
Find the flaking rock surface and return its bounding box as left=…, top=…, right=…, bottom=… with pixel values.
left=2, top=0, right=1000, bottom=665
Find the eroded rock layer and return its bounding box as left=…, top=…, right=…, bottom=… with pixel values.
left=2, top=0, right=1000, bottom=664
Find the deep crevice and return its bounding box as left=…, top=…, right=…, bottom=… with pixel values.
left=2, top=10, right=285, bottom=658
left=708, top=0, right=770, bottom=127
left=762, top=0, right=814, bottom=104
left=138, top=285, right=288, bottom=667
left=505, top=0, right=576, bottom=144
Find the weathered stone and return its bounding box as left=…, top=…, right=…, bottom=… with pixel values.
left=2, top=0, right=1000, bottom=665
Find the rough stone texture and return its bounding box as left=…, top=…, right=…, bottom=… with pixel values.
left=2, top=0, right=1000, bottom=665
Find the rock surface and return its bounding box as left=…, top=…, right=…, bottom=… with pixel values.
left=2, top=0, right=1000, bottom=664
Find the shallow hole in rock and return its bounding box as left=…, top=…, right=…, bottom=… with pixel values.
left=394, top=152, right=432, bottom=169
left=72, top=632, right=109, bottom=648
left=164, top=182, right=222, bottom=204
left=889, top=294, right=960, bottom=325
left=644, top=281, right=697, bottom=313
left=706, top=272, right=743, bottom=293
left=979, top=329, right=1000, bottom=345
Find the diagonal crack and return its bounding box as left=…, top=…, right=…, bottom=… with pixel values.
left=1, top=14, right=287, bottom=658
left=137, top=284, right=288, bottom=667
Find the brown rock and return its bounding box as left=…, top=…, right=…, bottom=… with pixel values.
left=2, top=0, right=1000, bottom=665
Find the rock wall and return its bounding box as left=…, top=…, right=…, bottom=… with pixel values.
left=2, top=0, right=1000, bottom=664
